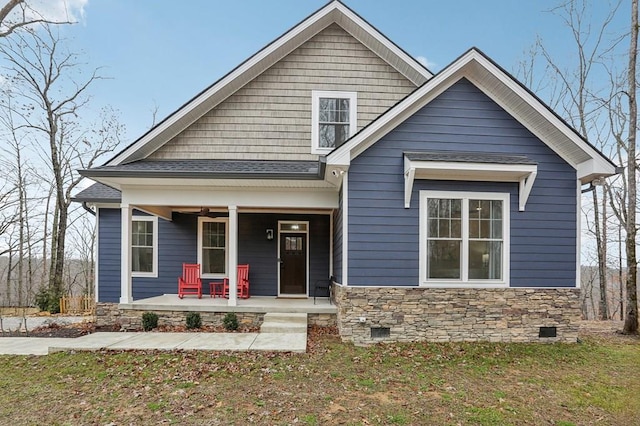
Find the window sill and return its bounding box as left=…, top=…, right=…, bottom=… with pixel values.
left=202, top=274, right=227, bottom=279
left=132, top=272, right=158, bottom=278
left=420, top=282, right=508, bottom=288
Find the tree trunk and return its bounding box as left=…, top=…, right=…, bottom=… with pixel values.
left=623, top=0, right=639, bottom=334
left=593, top=188, right=609, bottom=319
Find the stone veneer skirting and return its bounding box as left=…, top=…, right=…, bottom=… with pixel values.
left=96, top=303, right=336, bottom=330
left=334, top=285, right=581, bottom=345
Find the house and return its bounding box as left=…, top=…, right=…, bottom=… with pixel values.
left=74, top=1, right=617, bottom=344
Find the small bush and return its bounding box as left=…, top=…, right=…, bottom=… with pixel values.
left=223, top=312, right=239, bottom=331
left=34, top=287, right=61, bottom=314
left=142, top=312, right=159, bottom=331
left=186, top=312, right=202, bottom=329
left=35, top=287, right=50, bottom=312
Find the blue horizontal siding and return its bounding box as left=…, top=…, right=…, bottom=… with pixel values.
left=97, top=209, right=330, bottom=300
left=97, top=208, right=121, bottom=303
left=347, top=78, right=577, bottom=288
left=133, top=213, right=197, bottom=300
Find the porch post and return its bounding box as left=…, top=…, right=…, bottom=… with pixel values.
left=228, top=205, right=238, bottom=306
left=120, top=204, right=133, bottom=304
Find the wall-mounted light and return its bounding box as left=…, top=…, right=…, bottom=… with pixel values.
left=266, top=229, right=274, bottom=240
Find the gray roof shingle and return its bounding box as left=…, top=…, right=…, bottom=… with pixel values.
left=404, top=151, right=537, bottom=165
left=72, top=183, right=121, bottom=203
left=81, top=159, right=322, bottom=179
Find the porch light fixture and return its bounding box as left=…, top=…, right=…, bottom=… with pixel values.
left=266, top=229, right=274, bottom=240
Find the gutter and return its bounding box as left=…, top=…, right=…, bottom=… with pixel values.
left=82, top=202, right=96, bottom=216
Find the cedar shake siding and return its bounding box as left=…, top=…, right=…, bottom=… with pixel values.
left=148, top=24, right=416, bottom=162
left=346, top=79, right=577, bottom=288
left=96, top=209, right=330, bottom=302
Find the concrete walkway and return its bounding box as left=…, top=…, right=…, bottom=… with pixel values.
left=0, top=331, right=307, bottom=356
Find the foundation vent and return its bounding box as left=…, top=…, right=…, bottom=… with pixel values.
left=539, top=326, right=557, bottom=338
left=371, top=327, right=390, bottom=339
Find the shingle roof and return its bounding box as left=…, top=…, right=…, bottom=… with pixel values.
left=81, top=159, right=323, bottom=180
left=404, top=151, right=537, bottom=165
left=72, top=183, right=121, bottom=203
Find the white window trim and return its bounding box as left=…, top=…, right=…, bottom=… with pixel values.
left=131, top=215, right=158, bottom=278
left=311, top=90, right=357, bottom=154
left=419, top=191, right=510, bottom=288
left=197, top=217, right=229, bottom=279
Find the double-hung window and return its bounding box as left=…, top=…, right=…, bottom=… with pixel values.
left=419, top=191, right=509, bottom=286
left=131, top=216, right=157, bottom=277
left=311, top=91, right=357, bottom=154
left=198, top=217, right=228, bottom=277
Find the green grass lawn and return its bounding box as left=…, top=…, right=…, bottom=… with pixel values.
left=0, top=331, right=638, bottom=425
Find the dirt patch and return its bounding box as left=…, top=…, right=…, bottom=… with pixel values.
left=0, top=321, right=262, bottom=338
left=0, top=322, right=116, bottom=338
left=578, top=320, right=640, bottom=344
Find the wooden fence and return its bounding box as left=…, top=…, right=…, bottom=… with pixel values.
left=59, top=295, right=96, bottom=315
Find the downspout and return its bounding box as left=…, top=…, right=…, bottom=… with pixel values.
left=82, top=202, right=96, bottom=216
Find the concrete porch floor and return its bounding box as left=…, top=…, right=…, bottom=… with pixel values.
left=120, top=294, right=337, bottom=314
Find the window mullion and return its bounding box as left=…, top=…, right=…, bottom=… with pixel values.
left=461, top=199, right=469, bottom=282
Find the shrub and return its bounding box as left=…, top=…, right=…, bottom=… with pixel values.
left=35, top=287, right=50, bottom=312
left=142, top=312, right=159, bottom=331
left=186, top=312, right=202, bottom=329
left=223, top=312, right=239, bottom=331
left=34, top=287, right=61, bottom=314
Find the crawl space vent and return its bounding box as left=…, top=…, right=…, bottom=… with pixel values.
left=539, top=326, right=557, bottom=338
left=371, top=327, right=390, bottom=339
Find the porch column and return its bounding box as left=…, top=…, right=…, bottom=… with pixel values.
left=120, top=204, right=133, bottom=304
left=227, top=205, right=238, bottom=306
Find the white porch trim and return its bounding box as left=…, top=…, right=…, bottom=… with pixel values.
left=341, top=173, right=349, bottom=286
left=120, top=204, right=133, bottom=304
left=228, top=205, right=238, bottom=306
left=121, top=186, right=338, bottom=210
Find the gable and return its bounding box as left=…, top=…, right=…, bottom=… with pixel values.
left=105, top=1, right=431, bottom=166
left=345, top=80, right=578, bottom=288
left=326, top=49, right=616, bottom=184
left=148, top=24, right=417, bottom=162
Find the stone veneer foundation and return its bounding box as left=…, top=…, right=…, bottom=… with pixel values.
left=96, top=303, right=336, bottom=330
left=334, top=285, right=581, bottom=345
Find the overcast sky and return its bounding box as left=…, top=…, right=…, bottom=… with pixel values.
left=14, top=0, right=632, bottom=153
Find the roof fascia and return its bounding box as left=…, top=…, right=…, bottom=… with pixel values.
left=462, top=51, right=616, bottom=178
left=328, top=48, right=616, bottom=180
left=107, top=0, right=431, bottom=167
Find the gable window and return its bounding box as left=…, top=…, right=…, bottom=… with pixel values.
left=131, top=216, right=157, bottom=277
left=198, top=217, right=228, bottom=277
left=419, top=191, right=509, bottom=287
left=311, top=91, right=357, bottom=154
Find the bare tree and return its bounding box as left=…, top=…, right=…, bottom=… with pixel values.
left=519, top=0, right=622, bottom=321
left=622, top=0, right=638, bottom=334
left=0, top=0, right=71, bottom=38
left=0, top=26, right=122, bottom=311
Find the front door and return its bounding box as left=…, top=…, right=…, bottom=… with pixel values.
left=279, top=232, right=307, bottom=295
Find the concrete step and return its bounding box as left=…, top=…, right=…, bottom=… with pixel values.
left=260, top=313, right=308, bottom=333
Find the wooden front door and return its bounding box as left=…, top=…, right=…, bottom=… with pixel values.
left=279, top=233, right=307, bottom=295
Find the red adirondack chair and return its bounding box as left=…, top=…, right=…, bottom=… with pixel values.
left=222, top=264, right=250, bottom=299
left=178, top=263, right=202, bottom=299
